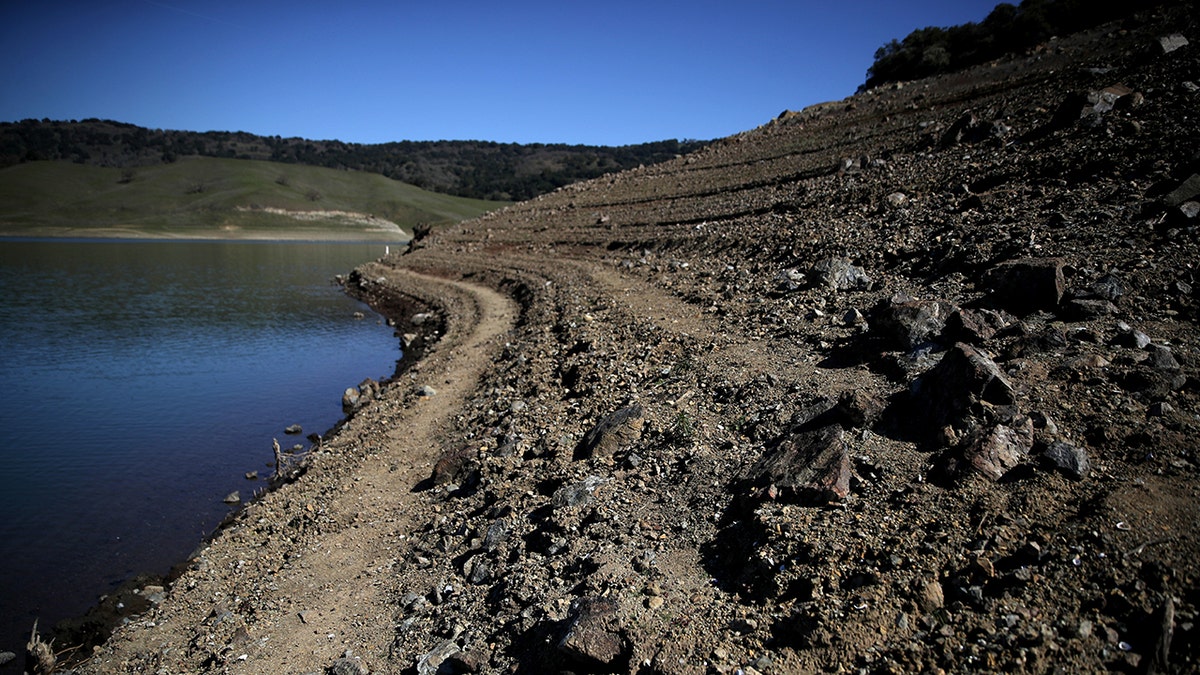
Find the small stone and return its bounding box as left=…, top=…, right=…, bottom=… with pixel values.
left=1115, top=324, right=1153, bottom=349
left=574, top=404, right=644, bottom=460
left=411, top=312, right=433, bottom=326
left=917, top=580, right=944, bottom=612
left=963, top=420, right=1035, bottom=481
left=746, top=424, right=850, bottom=503
left=886, top=192, right=908, bottom=208
left=1148, top=345, right=1181, bottom=370
left=912, top=343, right=1016, bottom=431
left=552, top=476, right=607, bottom=510
left=284, top=424, right=303, bottom=435
left=418, top=385, right=438, bottom=397
left=1165, top=174, right=1200, bottom=208
left=415, top=640, right=460, bottom=675
left=482, top=519, right=512, bottom=551
left=1041, top=440, right=1091, bottom=480
left=244, top=471, right=258, bottom=480
left=869, top=294, right=955, bottom=350
left=223, top=491, right=240, bottom=504
left=431, top=445, right=479, bottom=487
left=328, top=657, right=368, bottom=675
left=944, top=308, right=1008, bottom=343
left=1066, top=298, right=1118, bottom=318
left=646, top=596, right=664, bottom=610
left=1159, top=33, right=1190, bottom=55
left=1149, top=401, right=1175, bottom=417
left=812, top=256, right=872, bottom=292
left=342, top=387, right=361, bottom=410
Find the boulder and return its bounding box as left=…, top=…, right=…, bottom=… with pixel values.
left=982, top=258, right=1065, bottom=314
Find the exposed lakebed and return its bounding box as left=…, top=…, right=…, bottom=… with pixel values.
left=0, top=239, right=403, bottom=658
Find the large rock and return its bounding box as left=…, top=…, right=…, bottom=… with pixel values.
left=912, top=343, right=1016, bottom=431
left=574, top=404, right=644, bottom=460
left=557, top=597, right=628, bottom=669
left=869, top=294, right=955, bottom=350
left=962, top=419, right=1034, bottom=481
left=746, top=425, right=850, bottom=503
left=943, top=308, right=1009, bottom=344
left=982, top=258, right=1065, bottom=314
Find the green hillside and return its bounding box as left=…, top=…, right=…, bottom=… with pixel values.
left=0, top=157, right=504, bottom=240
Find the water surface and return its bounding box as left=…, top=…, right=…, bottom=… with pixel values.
left=0, top=239, right=402, bottom=657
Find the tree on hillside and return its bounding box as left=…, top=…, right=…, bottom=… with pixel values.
left=861, top=0, right=1170, bottom=90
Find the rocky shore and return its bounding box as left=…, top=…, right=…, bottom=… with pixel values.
left=67, top=4, right=1200, bottom=674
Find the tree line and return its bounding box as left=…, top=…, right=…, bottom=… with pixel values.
left=0, top=119, right=708, bottom=202
left=862, top=0, right=1172, bottom=90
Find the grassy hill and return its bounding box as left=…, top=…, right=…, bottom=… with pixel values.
left=0, top=156, right=504, bottom=240
left=0, top=119, right=709, bottom=202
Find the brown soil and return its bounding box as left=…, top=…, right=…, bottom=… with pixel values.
left=76, top=5, right=1198, bottom=674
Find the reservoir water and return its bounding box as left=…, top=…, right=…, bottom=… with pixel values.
left=0, top=239, right=404, bottom=658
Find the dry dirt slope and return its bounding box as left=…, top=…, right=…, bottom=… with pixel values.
left=80, top=4, right=1199, bottom=674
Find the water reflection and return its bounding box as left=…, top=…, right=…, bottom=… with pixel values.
left=0, top=239, right=402, bottom=655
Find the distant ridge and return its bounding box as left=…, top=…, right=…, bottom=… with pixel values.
left=0, top=119, right=709, bottom=202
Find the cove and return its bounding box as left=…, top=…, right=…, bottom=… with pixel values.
left=0, top=239, right=403, bottom=658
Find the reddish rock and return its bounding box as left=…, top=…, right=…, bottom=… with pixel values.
left=963, top=418, right=1035, bottom=481
left=748, top=425, right=850, bottom=503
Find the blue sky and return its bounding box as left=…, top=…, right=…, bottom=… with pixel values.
left=1, top=1, right=1001, bottom=146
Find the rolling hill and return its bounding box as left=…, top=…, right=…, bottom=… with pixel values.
left=0, top=156, right=503, bottom=240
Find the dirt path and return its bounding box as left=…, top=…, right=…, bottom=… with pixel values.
left=81, top=268, right=517, bottom=674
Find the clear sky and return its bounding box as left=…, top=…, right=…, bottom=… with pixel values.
left=1, top=1, right=1002, bottom=146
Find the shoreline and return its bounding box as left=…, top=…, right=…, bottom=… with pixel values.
left=0, top=229, right=412, bottom=244
left=40, top=257, right=441, bottom=666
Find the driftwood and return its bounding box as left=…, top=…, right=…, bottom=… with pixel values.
left=25, top=619, right=55, bottom=675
